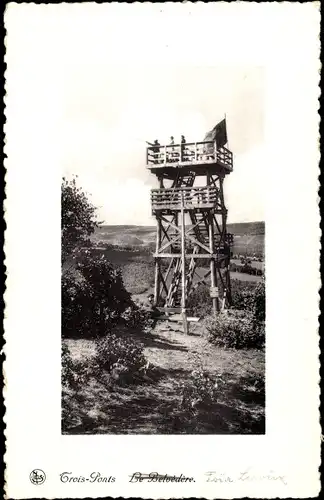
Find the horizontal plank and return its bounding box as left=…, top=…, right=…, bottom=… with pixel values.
left=152, top=203, right=216, bottom=211
left=152, top=186, right=217, bottom=192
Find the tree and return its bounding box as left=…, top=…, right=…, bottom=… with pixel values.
left=61, top=177, right=99, bottom=263
left=61, top=177, right=135, bottom=338
left=62, top=253, right=133, bottom=338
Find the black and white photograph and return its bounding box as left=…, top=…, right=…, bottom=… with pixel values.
left=4, top=3, right=320, bottom=498
left=61, top=61, right=266, bottom=434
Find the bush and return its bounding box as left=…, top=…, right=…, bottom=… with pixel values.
left=61, top=343, right=100, bottom=388
left=183, top=279, right=266, bottom=324
left=205, top=310, right=265, bottom=349
left=62, top=251, right=133, bottom=339
left=231, top=281, right=257, bottom=312
left=95, top=334, right=147, bottom=383
left=121, top=304, right=153, bottom=331
left=62, top=269, right=91, bottom=338
left=231, top=279, right=265, bottom=322
left=254, top=280, right=266, bottom=322
left=187, top=284, right=214, bottom=318
left=180, top=369, right=220, bottom=413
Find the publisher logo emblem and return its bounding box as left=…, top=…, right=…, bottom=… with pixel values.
left=30, top=469, right=46, bottom=485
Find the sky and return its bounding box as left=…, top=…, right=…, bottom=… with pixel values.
left=6, top=2, right=319, bottom=230
left=4, top=5, right=266, bottom=226
left=62, top=64, right=265, bottom=226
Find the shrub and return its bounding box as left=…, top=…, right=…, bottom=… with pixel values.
left=231, top=279, right=265, bottom=322
left=253, top=279, right=266, bottom=322
left=62, top=269, right=92, bottom=338
left=231, top=281, right=257, bottom=312
left=180, top=369, right=220, bottom=413
left=184, top=279, right=266, bottom=323
left=61, top=343, right=100, bottom=388
left=62, top=251, right=133, bottom=339
left=205, top=310, right=265, bottom=349
left=95, top=334, right=147, bottom=383
left=187, top=284, right=214, bottom=318
left=121, top=304, right=153, bottom=331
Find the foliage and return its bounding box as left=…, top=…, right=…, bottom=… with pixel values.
left=62, top=251, right=133, bottom=338
left=187, top=284, right=214, bottom=318
left=62, top=333, right=147, bottom=390
left=231, top=279, right=265, bottom=322
left=121, top=304, right=153, bottom=331
left=253, top=279, right=266, bottom=322
left=61, top=177, right=99, bottom=263
left=61, top=343, right=100, bottom=388
left=95, top=334, right=147, bottom=384
left=204, top=310, right=265, bottom=349
left=180, top=369, right=220, bottom=414
left=122, top=262, right=155, bottom=294
left=231, top=282, right=257, bottom=312
left=185, top=278, right=266, bottom=332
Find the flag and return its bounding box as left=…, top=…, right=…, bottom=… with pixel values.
left=204, top=118, right=228, bottom=148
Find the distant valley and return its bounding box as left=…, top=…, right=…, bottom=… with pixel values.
left=92, top=221, right=265, bottom=256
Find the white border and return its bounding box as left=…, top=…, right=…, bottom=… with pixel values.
left=4, top=3, right=321, bottom=498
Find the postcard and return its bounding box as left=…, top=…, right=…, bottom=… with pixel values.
left=4, top=2, right=321, bottom=498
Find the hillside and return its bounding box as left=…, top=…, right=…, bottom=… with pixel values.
left=227, top=221, right=264, bottom=236
left=92, top=221, right=265, bottom=256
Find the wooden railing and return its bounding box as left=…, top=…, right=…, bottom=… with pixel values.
left=151, top=186, right=218, bottom=209
left=146, top=140, right=233, bottom=170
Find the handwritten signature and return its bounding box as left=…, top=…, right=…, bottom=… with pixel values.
left=205, top=468, right=287, bottom=485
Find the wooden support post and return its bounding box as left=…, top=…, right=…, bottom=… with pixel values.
left=219, top=175, right=232, bottom=306
left=180, top=194, right=189, bottom=334
left=207, top=173, right=219, bottom=314
left=209, top=222, right=219, bottom=314
left=154, top=216, right=162, bottom=306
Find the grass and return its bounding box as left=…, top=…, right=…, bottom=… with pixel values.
left=62, top=323, right=265, bottom=435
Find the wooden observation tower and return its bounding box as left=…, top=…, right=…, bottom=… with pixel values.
left=146, top=120, right=234, bottom=333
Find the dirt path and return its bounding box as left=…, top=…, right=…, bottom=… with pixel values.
left=144, top=321, right=208, bottom=372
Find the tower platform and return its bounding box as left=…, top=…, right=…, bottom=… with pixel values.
left=146, top=140, right=233, bottom=177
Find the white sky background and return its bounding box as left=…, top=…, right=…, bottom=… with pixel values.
left=56, top=9, right=265, bottom=225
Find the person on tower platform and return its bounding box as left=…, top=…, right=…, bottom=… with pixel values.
left=180, top=135, right=186, bottom=161
left=152, top=139, right=160, bottom=164
left=169, top=136, right=175, bottom=162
